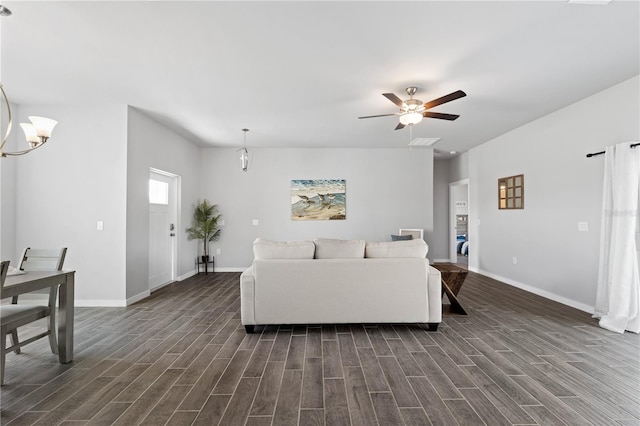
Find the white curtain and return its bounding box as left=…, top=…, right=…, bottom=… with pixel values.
left=594, top=141, right=640, bottom=333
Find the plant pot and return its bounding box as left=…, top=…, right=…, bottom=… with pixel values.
left=201, top=255, right=209, bottom=263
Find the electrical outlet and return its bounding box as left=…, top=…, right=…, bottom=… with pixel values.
left=216, top=248, right=221, bottom=255
left=252, top=219, right=259, bottom=226
left=219, top=219, right=225, bottom=226
left=578, top=221, right=589, bottom=232
left=512, top=256, right=518, bottom=265
left=97, top=221, right=104, bottom=231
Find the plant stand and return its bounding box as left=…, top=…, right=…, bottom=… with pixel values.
left=195, top=256, right=215, bottom=274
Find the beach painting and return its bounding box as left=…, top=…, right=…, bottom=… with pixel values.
left=291, top=179, right=346, bottom=221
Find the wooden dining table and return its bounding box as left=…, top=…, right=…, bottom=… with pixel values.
left=3, top=270, right=75, bottom=363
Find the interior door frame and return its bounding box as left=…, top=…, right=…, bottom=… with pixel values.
left=149, top=168, right=180, bottom=289
left=449, top=178, right=469, bottom=263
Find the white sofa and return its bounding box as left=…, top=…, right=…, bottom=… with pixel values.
left=240, top=238, right=442, bottom=333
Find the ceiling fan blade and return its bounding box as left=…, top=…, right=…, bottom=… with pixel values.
left=395, top=122, right=405, bottom=130
left=358, top=113, right=398, bottom=119
left=383, top=93, right=404, bottom=108
left=423, top=90, right=467, bottom=110
left=423, top=111, right=460, bottom=121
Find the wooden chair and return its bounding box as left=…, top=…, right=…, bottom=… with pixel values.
left=1, top=248, right=67, bottom=385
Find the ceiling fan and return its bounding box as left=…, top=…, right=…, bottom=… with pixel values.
left=358, top=86, right=467, bottom=130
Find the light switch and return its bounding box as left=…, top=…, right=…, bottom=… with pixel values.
left=97, top=221, right=104, bottom=231
left=578, top=221, right=589, bottom=232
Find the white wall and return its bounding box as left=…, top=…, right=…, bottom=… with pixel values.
left=468, top=75, right=639, bottom=312
left=126, top=107, right=202, bottom=301
left=430, top=159, right=450, bottom=261
left=0, top=102, right=17, bottom=262
left=199, top=148, right=434, bottom=269
left=448, top=152, right=468, bottom=183
left=11, top=104, right=129, bottom=305
left=2, top=104, right=202, bottom=306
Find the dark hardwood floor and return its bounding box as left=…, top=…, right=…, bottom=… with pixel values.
left=1, top=270, right=639, bottom=425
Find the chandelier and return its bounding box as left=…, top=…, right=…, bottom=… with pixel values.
left=1, top=83, right=58, bottom=158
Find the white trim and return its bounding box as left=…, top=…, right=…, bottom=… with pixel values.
left=432, top=258, right=451, bottom=264
left=470, top=267, right=594, bottom=314
left=76, top=299, right=127, bottom=307
left=150, top=280, right=174, bottom=292
left=213, top=267, right=248, bottom=272
left=127, top=290, right=151, bottom=306
left=178, top=270, right=197, bottom=281
left=178, top=266, right=248, bottom=275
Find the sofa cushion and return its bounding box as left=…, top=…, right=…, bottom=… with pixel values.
left=253, top=238, right=315, bottom=260
left=365, top=239, right=428, bottom=258
left=314, top=238, right=365, bottom=259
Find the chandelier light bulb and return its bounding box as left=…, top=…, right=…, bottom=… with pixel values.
left=19, top=123, right=39, bottom=144
left=28, top=116, right=58, bottom=138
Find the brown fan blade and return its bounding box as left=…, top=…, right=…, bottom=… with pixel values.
left=423, top=90, right=466, bottom=110
left=395, top=122, right=405, bottom=130
left=383, top=93, right=404, bottom=108
left=358, top=113, right=398, bottom=119
left=423, top=111, right=460, bottom=121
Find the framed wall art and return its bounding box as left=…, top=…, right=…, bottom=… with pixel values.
left=291, top=179, right=346, bottom=221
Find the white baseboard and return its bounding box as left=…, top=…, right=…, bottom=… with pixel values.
left=470, top=266, right=594, bottom=314
left=179, top=267, right=247, bottom=276
left=9, top=294, right=130, bottom=308
left=433, top=258, right=452, bottom=263
left=75, top=299, right=128, bottom=307
left=214, top=267, right=248, bottom=272
left=150, top=281, right=174, bottom=292
left=178, top=270, right=197, bottom=281
left=126, top=290, right=150, bottom=306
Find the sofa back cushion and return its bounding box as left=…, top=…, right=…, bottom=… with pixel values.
left=253, top=238, right=315, bottom=260
left=314, top=238, right=365, bottom=259
left=365, top=239, right=428, bottom=258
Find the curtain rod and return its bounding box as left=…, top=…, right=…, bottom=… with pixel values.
left=586, top=142, right=640, bottom=158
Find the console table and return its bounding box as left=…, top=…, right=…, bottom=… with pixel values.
left=432, top=263, right=468, bottom=315
left=195, top=256, right=215, bottom=274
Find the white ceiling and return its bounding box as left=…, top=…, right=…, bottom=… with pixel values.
left=1, top=1, right=638, bottom=155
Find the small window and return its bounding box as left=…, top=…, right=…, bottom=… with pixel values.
left=498, top=174, right=524, bottom=210
left=149, top=179, right=169, bottom=205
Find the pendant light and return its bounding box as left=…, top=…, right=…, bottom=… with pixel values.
left=238, top=128, right=249, bottom=172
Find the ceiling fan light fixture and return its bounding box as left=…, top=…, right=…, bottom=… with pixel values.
left=405, top=98, right=423, bottom=111
left=399, top=112, right=423, bottom=126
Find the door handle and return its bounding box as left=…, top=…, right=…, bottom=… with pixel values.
left=170, top=233, right=175, bottom=237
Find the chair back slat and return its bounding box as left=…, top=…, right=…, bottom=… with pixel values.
left=0, top=260, right=8, bottom=288
left=19, top=248, right=67, bottom=272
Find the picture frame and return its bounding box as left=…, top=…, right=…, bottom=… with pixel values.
left=398, top=228, right=424, bottom=241
left=291, top=179, right=346, bottom=221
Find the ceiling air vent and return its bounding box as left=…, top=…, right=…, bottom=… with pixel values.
left=409, top=137, right=441, bottom=147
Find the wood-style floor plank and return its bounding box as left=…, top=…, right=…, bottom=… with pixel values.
left=1, top=270, right=638, bottom=425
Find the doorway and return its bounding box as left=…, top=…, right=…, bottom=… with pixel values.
left=449, top=179, right=469, bottom=268
left=148, top=169, right=179, bottom=290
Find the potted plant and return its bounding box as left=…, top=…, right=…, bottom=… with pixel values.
left=186, top=199, right=222, bottom=262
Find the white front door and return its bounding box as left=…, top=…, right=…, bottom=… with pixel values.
left=149, top=170, right=178, bottom=290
